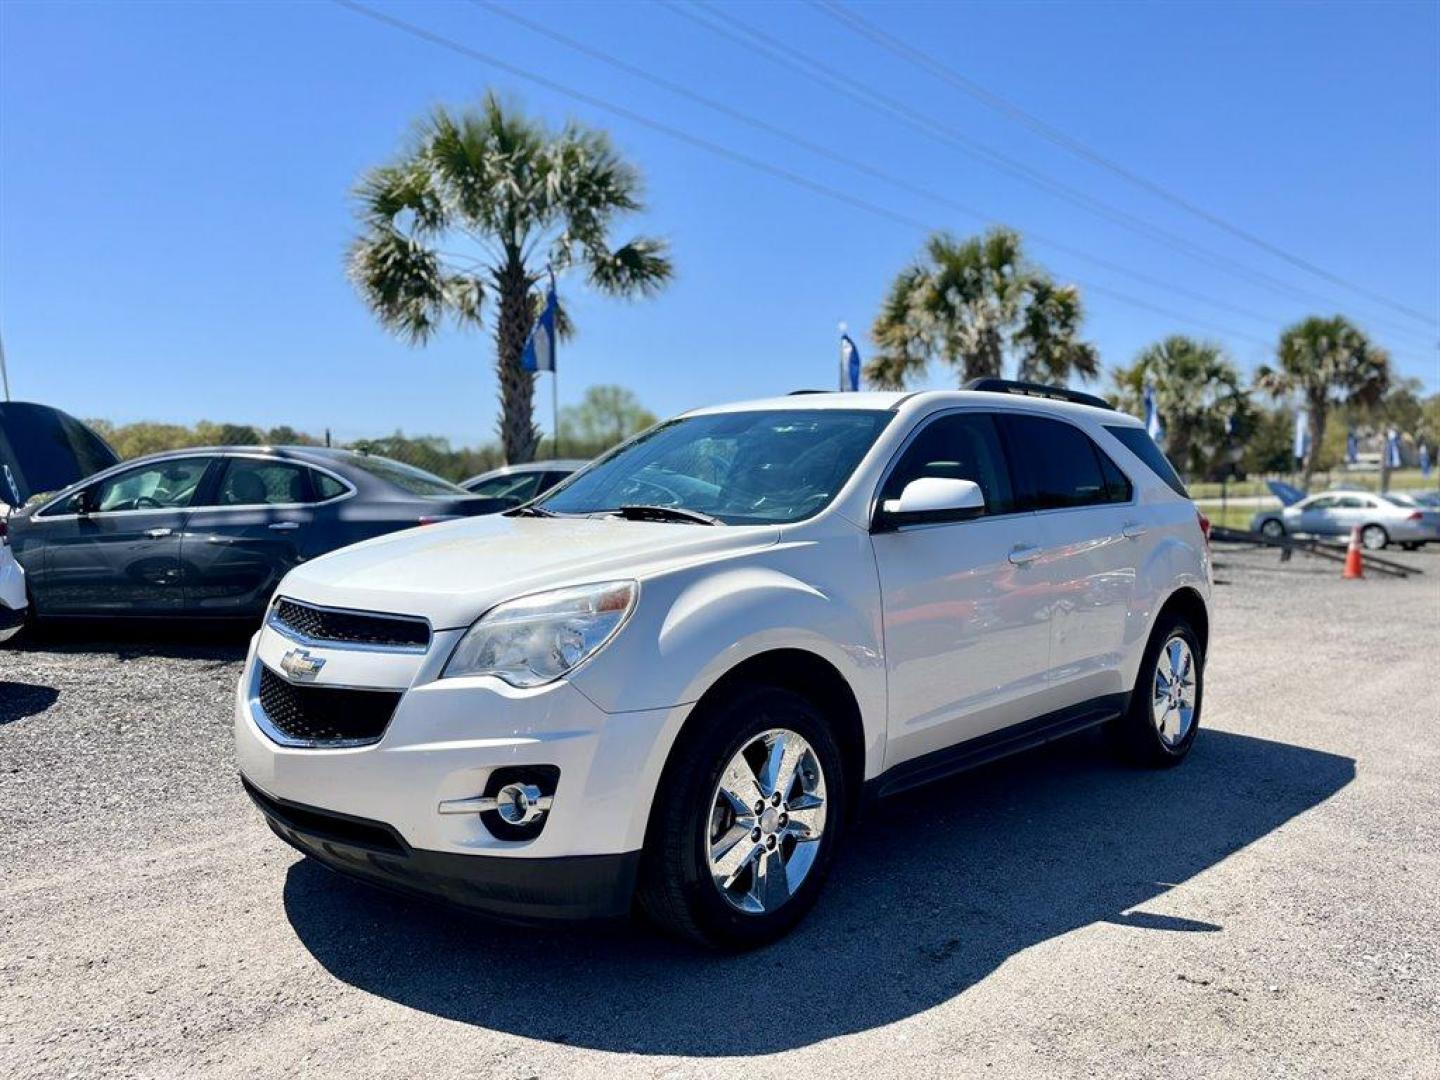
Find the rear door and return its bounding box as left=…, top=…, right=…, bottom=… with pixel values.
left=999, top=413, right=1140, bottom=710
left=36, top=456, right=213, bottom=614
left=870, top=410, right=1052, bottom=767
left=180, top=456, right=323, bottom=617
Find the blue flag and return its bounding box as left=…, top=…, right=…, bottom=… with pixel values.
left=521, top=275, right=557, bottom=373
left=1385, top=429, right=1402, bottom=469
left=1143, top=384, right=1163, bottom=443
left=1346, top=429, right=1358, bottom=465
left=840, top=333, right=861, bottom=392
left=1421, top=442, right=1432, bottom=477
left=1293, top=410, right=1309, bottom=462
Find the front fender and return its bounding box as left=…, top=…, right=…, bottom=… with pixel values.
left=568, top=537, right=887, bottom=774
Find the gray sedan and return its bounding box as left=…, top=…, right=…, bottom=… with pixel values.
left=1251, top=490, right=1438, bottom=550
left=3, top=446, right=503, bottom=630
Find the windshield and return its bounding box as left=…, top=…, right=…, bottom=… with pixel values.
left=345, top=454, right=468, bottom=497
left=538, top=409, right=893, bottom=525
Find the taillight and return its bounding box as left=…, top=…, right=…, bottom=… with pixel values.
left=1196, top=509, right=1212, bottom=548
left=1407, top=511, right=1423, bottom=521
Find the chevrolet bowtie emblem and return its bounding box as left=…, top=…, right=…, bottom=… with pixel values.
left=280, top=647, right=325, bottom=681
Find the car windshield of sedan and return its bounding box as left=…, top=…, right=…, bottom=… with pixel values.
left=537, top=409, right=894, bottom=525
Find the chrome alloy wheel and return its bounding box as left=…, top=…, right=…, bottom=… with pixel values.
left=706, top=728, right=828, bottom=914
left=1152, top=635, right=1198, bottom=748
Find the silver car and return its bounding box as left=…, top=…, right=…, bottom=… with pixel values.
left=1251, top=490, right=1438, bottom=550
left=459, top=459, right=587, bottom=507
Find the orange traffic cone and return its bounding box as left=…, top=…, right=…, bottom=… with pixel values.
left=1343, top=525, right=1364, bottom=580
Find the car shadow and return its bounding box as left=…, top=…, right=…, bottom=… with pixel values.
left=282, top=727, right=1353, bottom=1056
left=0, top=681, right=60, bottom=725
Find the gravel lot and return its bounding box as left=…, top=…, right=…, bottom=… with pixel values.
left=3, top=545, right=1438, bottom=1079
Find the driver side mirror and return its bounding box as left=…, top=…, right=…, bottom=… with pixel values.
left=875, top=477, right=985, bottom=531
left=70, top=489, right=97, bottom=516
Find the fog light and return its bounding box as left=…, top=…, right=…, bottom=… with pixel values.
left=495, top=782, right=548, bottom=826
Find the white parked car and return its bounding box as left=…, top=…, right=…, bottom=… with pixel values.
left=1250, top=490, right=1437, bottom=550
left=0, top=510, right=27, bottom=643
left=460, top=459, right=587, bottom=508
left=236, top=381, right=1212, bottom=948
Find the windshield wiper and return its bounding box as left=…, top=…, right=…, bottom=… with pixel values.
left=504, top=504, right=558, bottom=518
left=610, top=504, right=722, bottom=526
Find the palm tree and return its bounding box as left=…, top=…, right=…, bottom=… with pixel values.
left=1256, top=316, right=1389, bottom=492
left=1110, top=336, right=1246, bottom=480
left=866, top=227, right=1098, bottom=389
left=348, top=94, right=673, bottom=463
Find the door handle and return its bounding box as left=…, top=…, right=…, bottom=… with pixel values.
left=143, top=527, right=173, bottom=539
left=1008, top=543, right=1042, bottom=565
left=1122, top=522, right=1148, bottom=539
left=205, top=536, right=236, bottom=545
left=268, top=522, right=300, bottom=531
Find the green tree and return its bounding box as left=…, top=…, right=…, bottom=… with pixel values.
left=866, top=227, right=1099, bottom=389
left=558, top=384, right=657, bottom=453
left=1109, top=336, right=1247, bottom=480
left=348, top=93, right=673, bottom=464
left=1256, top=316, right=1389, bottom=492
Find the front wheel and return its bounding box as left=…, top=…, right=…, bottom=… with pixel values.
left=637, top=685, right=848, bottom=949
left=1111, top=614, right=1204, bottom=767
left=1259, top=518, right=1285, bottom=540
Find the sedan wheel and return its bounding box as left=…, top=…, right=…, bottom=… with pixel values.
left=1361, top=524, right=1389, bottom=551
left=1260, top=519, right=1285, bottom=539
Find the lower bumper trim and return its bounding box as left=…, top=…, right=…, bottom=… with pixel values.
left=0, top=603, right=26, bottom=631
left=241, top=776, right=640, bottom=923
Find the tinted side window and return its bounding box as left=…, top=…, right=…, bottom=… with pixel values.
left=882, top=412, right=1015, bottom=515
left=1001, top=415, right=1114, bottom=511
left=1105, top=425, right=1189, bottom=498
left=93, top=457, right=211, bottom=512
left=212, top=458, right=314, bottom=506
left=1095, top=446, right=1133, bottom=503
left=312, top=471, right=348, bottom=500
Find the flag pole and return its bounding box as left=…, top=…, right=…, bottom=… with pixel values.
left=0, top=329, right=10, bottom=402
left=552, top=370, right=560, bottom=459
left=837, top=322, right=847, bottom=391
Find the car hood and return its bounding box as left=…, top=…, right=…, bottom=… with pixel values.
left=276, top=513, right=783, bottom=629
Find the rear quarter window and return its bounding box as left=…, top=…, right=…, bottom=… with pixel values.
left=1105, top=425, right=1189, bottom=499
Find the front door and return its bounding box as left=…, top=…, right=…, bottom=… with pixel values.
left=36, top=456, right=213, bottom=614
left=870, top=410, right=1051, bottom=770
left=181, top=456, right=320, bottom=617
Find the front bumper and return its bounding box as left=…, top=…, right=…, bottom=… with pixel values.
left=235, top=622, right=688, bottom=919
left=243, top=777, right=641, bottom=921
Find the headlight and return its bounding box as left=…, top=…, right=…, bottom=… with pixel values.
left=442, top=581, right=638, bottom=687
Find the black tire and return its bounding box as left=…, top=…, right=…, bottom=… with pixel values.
left=1259, top=518, right=1285, bottom=539
left=1111, top=612, right=1204, bottom=768
left=1401, top=542, right=1421, bottom=552
left=1360, top=523, right=1389, bottom=551
left=636, top=684, right=849, bottom=950
left=0, top=594, right=36, bottom=648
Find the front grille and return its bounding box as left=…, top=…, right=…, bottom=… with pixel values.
left=256, top=665, right=402, bottom=746
left=272, top=597, right=430, bottom=650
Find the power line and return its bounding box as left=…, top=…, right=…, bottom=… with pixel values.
left=811, top=0, right=1439, bottom=329
left=337, top=0, right=1336, bottom=356
left=471, top=0, right=1281, bottom=332
left=673, top=0, right=1437, bottom=349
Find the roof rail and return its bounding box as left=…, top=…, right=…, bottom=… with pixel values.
left=963, top=378, right=1114, bottom=411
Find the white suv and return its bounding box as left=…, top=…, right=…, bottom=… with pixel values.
left=235, top=382, right=1211, bottom=948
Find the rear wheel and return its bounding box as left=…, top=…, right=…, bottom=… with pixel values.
left=1401, top=541, right=1422, bottom=551
left=1112, top=613, right=1203, bottom=767
left=637, top=685, right=847, bottom=949
left=1360, top=524, right=1389, bottom=551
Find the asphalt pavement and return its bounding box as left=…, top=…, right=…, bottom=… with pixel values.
left=2, top=544, right=1437, bottom=1079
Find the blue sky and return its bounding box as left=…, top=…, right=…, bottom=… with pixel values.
left=2, top=0, right=1436, bottom=447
